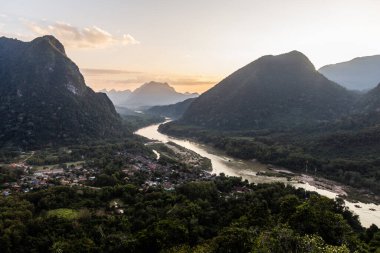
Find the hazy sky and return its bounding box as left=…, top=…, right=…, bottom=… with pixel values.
left=1, top=0, right=380, bottom=93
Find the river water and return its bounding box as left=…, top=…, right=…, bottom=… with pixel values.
left=135, top=121, right=380, bottom=228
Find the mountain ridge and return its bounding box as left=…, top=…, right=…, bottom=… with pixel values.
left=181, top=51, right=357, bottom=130
left=0, top=36, right=124, bottom=148
left=318, top=55, right=380, bottom=90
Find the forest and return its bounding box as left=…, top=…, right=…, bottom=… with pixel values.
left=1, top=177, right=380, bottom=252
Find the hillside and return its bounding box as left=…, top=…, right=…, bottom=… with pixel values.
left=0, top=36, right=124, bottom=148
left=319, top=55, right=380, bottom=91
left=181, top=51, right=357, bottom=130
left=325, top=83, right=380, bottom=129
left=357, top=83, right=380, bottom=113
left=342, top=83, right=380, bottom=127
left=146, top=98, right=196, bottom=119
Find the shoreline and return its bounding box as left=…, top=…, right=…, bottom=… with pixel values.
left=156, top=122, right=380, bottom=205
left=294, top=173, right=380, bottom=205
left=136, top=122, right=380, bottom=227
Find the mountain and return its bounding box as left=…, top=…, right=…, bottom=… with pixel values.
left=358, top=83, right=380, bottom=112
left=0, top=36, right=124, bottom=148
left=180, top=51, right=357, bottom=130
left=146, top=98, right=196, bottom=119
left=318, top=55, right=380, bottom=91
left=100, top=89, right=131, bottom=106
left=115, top=81, right=198, bottom=109
left=345, top=83, right=380, bottom=127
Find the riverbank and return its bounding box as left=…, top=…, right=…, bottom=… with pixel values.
left=158, top=121, right=380, bottom=205
left=135, top=121, right=380, bottom=227
left=262, top=166, right=380, bottom=205
left=146, top=141, right=212, bottom=171
left=295, top=173, right=380, bottom=205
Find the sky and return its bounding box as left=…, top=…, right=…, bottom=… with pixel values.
left=1, top=0, right=380, bottom=93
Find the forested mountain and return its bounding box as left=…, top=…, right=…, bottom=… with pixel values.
left=181, top=51, right=357, bottom=130
left=108, top=81, right=198, bottom=109
left=146, top=98, right=196, bottom=119
left=357, top=83, right=380, bottom=114
left=340, top=83, right=380, bottom=128
left=160, top=52, right=380, bottom=196
left=319, top=55, right=380, bottom=91
left=325, top=83, right=380, bottom=129
left=0, top=36, right=124, bottom=148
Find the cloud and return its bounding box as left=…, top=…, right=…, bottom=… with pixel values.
left=168, top=78, right=216, bottom=87
left=102, top=76, right=215, bottom=87
left=0, top=30, right=29, bottom=40
left=122, top=34, right=140, bottom=45
left=26, top=21, right=139, bottom=48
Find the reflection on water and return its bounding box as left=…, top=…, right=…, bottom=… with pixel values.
left=135, top=121, right=380, bottom=228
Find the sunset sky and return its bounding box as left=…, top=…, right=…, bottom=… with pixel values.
left=1, top=0, right=380, bottom=93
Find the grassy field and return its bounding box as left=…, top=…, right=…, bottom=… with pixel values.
left=33, top=160, right=84, bottom=170
left=47, top=208, right=79, bottom=220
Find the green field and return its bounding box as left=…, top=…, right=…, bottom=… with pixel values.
left=33, top=161, right=84, bottom=171
left=47, top=208, right=79, bottom=220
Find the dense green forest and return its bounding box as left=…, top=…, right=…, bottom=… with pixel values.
left=1, top=178, right=379, bottom=252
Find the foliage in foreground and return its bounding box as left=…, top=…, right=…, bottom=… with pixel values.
left=0, top=176, right=379, bottom=253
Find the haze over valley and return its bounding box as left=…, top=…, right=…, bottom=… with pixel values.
left=102, top=81, right=198, bottom=110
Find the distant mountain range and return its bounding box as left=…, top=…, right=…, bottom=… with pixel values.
left=319, top=55, right=380, bottom=91
left=100, top=89, right=132, bottom=106
left=0, top=36, right=124, bottom=148
left=180, top=51, right=356, bottom=130
left=103, top=81, right=198, bottom=109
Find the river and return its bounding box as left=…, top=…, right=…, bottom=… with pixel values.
left=135, top=121, right=380, bottom=228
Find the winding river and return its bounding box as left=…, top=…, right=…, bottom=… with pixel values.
left=135, top=121, right=380, bottom=228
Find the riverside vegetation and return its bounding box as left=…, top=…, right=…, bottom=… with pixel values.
left=159, top=122, right=380, bottom=201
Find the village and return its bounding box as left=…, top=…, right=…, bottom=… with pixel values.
left=1, top=160, right=98, bottom=196
left=0, top=146, right=218, bottom=197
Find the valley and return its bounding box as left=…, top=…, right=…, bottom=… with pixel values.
left=1, top=34, right=380, bottom=251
